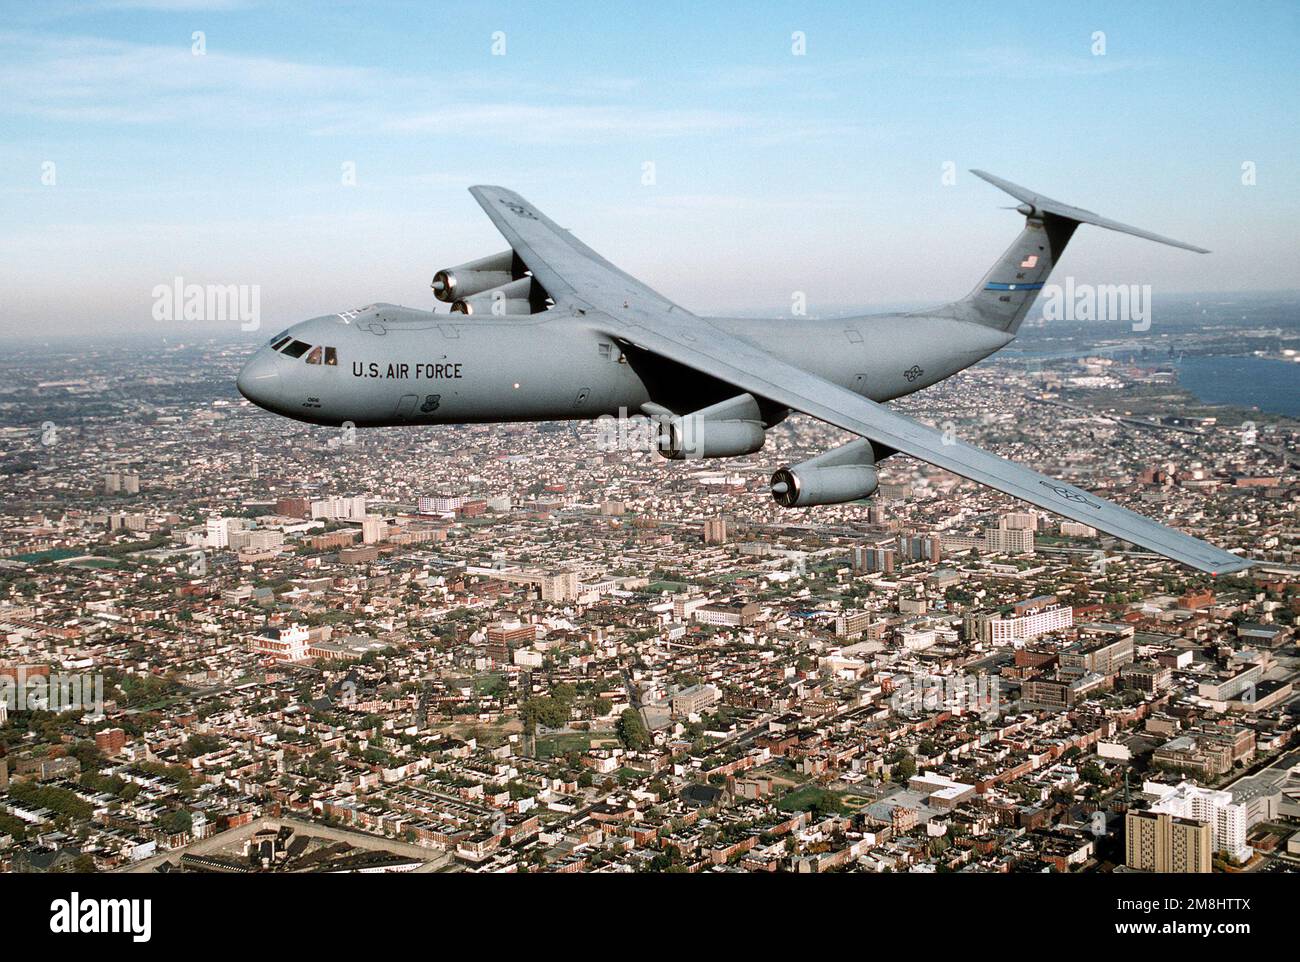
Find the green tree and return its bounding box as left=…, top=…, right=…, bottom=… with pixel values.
left=616, top=708, right=649, bottom=750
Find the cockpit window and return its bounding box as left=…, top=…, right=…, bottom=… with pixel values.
left=281, top=339, right=311, bottom=359
left=270, top=332, right=291, bottom=350
left=305, top=346, right=323, bottom=365
left=324, top=347, right=338, bottom=366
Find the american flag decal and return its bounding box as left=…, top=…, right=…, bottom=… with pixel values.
left=1019, top=254, right=1039, bottom=268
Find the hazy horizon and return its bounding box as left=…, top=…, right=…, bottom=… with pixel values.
left=2, top=0, right=1297, bottom=336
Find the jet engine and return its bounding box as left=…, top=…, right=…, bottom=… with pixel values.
left=432, top=250, right=516, bottom=302
left=771, top=438, right=882, bottom=506
left=657, top=394, right=767, bottom=460
left=450, top=277, right=534, bottom=316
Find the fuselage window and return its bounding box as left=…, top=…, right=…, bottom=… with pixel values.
left=305, top=346, right=323, bottom=365
left=281, top=339, right=311, bottom=359
left=324, top=347, right=338, bottom=366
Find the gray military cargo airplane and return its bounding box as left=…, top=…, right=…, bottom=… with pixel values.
left=236, top=170, right=1250, bottom=576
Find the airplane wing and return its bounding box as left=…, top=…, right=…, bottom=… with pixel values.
left=469, top=186, right=1252, bottom=576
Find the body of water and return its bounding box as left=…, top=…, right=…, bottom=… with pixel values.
left=1174, top=356, right=1300, bottom=417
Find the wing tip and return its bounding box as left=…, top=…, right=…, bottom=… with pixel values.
left=1204, top=556, right=1253, bottom=577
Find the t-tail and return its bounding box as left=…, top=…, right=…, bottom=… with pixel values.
left=954, top=170, right=1209, bottom=335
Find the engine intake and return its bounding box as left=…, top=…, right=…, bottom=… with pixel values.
left=658, top=394, right=766, bottom=460
left=450, top=277, right=534, bottom=315
left=432, top=250, right=516, bottom=303
left=771, top=438, right=881, bottom=506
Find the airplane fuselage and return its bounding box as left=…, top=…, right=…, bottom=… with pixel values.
left=237, top=303, right=1013, bottom=428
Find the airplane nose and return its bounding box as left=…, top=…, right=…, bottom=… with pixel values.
left=237, top=352, right=282, bottom=410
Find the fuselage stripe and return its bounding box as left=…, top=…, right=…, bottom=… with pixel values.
left=984, top=282, right=1044, bottom=291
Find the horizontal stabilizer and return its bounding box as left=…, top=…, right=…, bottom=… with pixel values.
left=971, top=169, right=1210, bottom=253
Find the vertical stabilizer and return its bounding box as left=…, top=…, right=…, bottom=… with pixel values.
left=954, top=170, right=1208, bottom=335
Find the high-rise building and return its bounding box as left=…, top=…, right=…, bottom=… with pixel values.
left=122, top=472, right=140, bottom=495
left=967, top=601, right=1073, bottom=644
left=538, top=570, right=579, bottom=603
left=896, top=534, right=942, bottom=564
left=852, top=545, right=895, bottom=573
left=702, top=518, right=728, bottom=544
left=1002, top=512, right=1039, bottom=531
left=103, top=471, right=121, bottom=494
left=1145, top=781, right=1252, bottom=863
left=984, top=525, right=1035, bottom=555
left=206, top=516, right=230, bottom=549
left=1060, top=521, right=1097, bottom=537
left=418, top=495, right=464, bottom=515
left=834, top=610, right=872, bottom=637
left=1125, top=810, right=1212, bottom=873
left=361, top=516, right=385, bottom=544
left=311, top=496, right=367, bottom=521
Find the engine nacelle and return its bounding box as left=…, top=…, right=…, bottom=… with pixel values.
left=771, top=438, right=881, bottom=506
left=450, top=277, right=534, bottom=315
left=658, top=394, right=766, bottom=460
left=432, top=250, right=516, bottom=303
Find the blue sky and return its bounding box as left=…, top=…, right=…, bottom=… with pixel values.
left=2, top=0, right=1297, bottom=336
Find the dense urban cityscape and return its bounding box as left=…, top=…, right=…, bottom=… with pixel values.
left=0, top=307, right=1297, bottom=876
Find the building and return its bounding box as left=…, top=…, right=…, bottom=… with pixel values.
left=312, top=495, right=367, bottom=521
left=672, top=684, right=719, bottom=717
left=833, top=610, right=872, bottom=638
left=486, top=615, right=537, bottom=665
left=1197, top=663, right=1265, bottom=703
left=361, top=516, right=386, bottom=544
left=967, top=601, right=1074, bottom=644
left=1145, top=781, right=1252, bottom=863
left=1002, top=512, right=1039, bottom=531
left=851, top=545, right=894, bottom=574
left=896, top=534, right=942, bottom=564
left=1060, top=631, right=1135, bottom=678
left=275, top=497, right=311, bottom=519
left=206, top=516, right=230, bottom=549
left=694, top=601, right=759, bottom=627
left=672, top=594, right=709, bottom=621
left=418, top=495, right=464, bottom=515
left=1152, top=731, right=1243, bottom=779
left=702, top=518, right=728, bottom=544
left=248, top=624, right=311, bottom=662
left=339, top=545, right=380, bottom=564
left=94, top=728, right=128, bottom=756
left=538, top=571, right=579, bottom=603
left=984, top=525, right=1035, bottom=555
left=229, top=529, right=284, bottom=554
left=1120, top=662, right=1172, bottom=693
left=1021, top=671, right=1109, bottom=709
left=1059, top=521, right=1097, bottom=537
left=1125, top=810, right=1212, bottom=873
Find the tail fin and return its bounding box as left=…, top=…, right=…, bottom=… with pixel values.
left=955, top=170, right=1209, bottom=335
